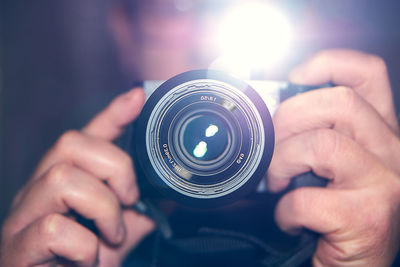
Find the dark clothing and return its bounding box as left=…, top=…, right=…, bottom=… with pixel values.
left=122, top=194, right=314, bottom=267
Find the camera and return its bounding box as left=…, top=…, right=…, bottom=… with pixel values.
left=132, top=69, right=327, bottom=208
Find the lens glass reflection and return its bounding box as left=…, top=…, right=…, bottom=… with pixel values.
left=182, top=115, right=228, bottom=161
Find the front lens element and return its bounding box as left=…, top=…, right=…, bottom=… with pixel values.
left=182, top=114, right=229, bottom=161
left=182, top=114, right=230, bottom=161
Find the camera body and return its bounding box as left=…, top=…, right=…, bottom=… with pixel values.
left=132, top=70, right=326, bottom=208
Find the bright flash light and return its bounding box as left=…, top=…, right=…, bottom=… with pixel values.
left=213, top=1, right=292, bottom=78
left=193, top=141, right=207, bottom=158
left=205, top=124, right=219, bottom=137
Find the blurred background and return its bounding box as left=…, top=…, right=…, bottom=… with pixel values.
left=1, top=0, right=400, bottom=225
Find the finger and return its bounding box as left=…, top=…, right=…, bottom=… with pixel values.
left=82, top=87, right=146, bottom=141
left=267, top=128, right=381, bottom=192
left=273, top=86, right=400, bottom=171
left=98, top=209, right=155, bottom=264
left=275, top=187, right=348, bottom=234
left=4, top=213, right=99, bottom=267
left=288, top=49, right=398, bottom=132
left=31, top=130, right=138, bottom=205
left=9, top=164, right=125, bottom=245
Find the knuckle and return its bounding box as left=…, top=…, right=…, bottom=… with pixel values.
left=39, top=213, right=64, bottom=243
left=54, top=130, right=81, bottom=153
left=39, top=214, right=99, bottom=266
left=336, top=85, right=356, bottom=99
left=309, top=129, right=339, bottom=165
left=368, top=54, right=388, bottom=75
left=335, top=86, right=359, bottom=111
left=44, top=163, right=72, bottom=187
left=333, top=86, right=364, bottom=121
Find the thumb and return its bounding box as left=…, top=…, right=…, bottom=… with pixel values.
left=82, top=88, right=146, bottom=141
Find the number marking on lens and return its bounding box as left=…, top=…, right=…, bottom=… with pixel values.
left=236, top=153, right=245, bottom=164
left=200, top=96, right=217, bottom=101
left=163, top=144, right=192, bottom=180
left=162, top=144, right=175, bottom=166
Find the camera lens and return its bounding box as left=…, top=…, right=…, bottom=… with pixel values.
left=170, top=104, right=241, bottom=178
left=181, top=114, right=228, bottom=161
left=134, top=70, right=274, bottom=207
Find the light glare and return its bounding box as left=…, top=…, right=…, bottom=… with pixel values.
left=214, top=1, right=292, bottom=77
left=193, top=141, right=207, bottom=158
left=205, top=124, right=219, bottom=137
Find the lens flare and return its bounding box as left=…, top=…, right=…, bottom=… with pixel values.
left=205, top=124, right=219, bottom=137
left=193, top=141, right=208, bottom=158
left=213, top=1, right=292, bottom=78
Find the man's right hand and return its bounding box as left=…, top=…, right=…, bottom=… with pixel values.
left=0, top=88, right=155, bottom=267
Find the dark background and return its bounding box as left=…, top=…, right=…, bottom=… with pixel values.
left=1, top=0, right=400, bottom=227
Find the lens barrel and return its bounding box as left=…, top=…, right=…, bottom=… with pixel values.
left=134, top=70, right=274, bottom=207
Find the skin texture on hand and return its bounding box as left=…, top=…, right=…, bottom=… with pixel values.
left=267, top=50, right=400, bottom=266
left=0, top=88, right=155, bottom=267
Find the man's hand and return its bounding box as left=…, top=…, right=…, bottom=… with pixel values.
left=268, top=50, right=400, bottom=266
left=0, top=88, right=155, bottom=266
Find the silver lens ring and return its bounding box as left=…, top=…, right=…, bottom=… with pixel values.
left=146, top=79, right=264, bottom=198
left=134, top=69, right=274, bottom=207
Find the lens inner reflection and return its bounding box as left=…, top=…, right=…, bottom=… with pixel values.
left=183, top=115, right=228, bottom=161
